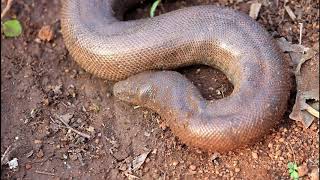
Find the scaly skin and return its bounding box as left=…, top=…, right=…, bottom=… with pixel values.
left=61, top=0, right=291, bottom=152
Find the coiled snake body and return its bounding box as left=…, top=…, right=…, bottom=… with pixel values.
left=61, top=0, right=291, bottom=152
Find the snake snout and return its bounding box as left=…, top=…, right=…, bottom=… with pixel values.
left=113, top=74, right=155, bottom=104
left=113, top=80, right=134, bottom=101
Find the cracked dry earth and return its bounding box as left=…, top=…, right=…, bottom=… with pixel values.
left=1, top=0, right=319, bottom=179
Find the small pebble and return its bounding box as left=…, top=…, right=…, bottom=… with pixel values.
left=36, top=149, right=44, bottom=158
left=143, top=167, right=149, bottom=173
left=34, top=140, right=42, bottom=144
left=233, top=160, right=239, bottom=166
left=298, top=163, right=308, bottom=177
left=144, top=132, right=151, bottom=137
left=172, top=160, right=179, bottom=166
left=25, top=163, right=32, bottom=170
left=309, top=168, right=319, bottom=180
left=211, top=152, right=220, bottom=161
left=189, top=165, right=197, bottom=171
left=235, top=168, right=241, bottom=173
left=252, top=152, right=258, bottom=159
left=69, top=153, right=78, bottom=161
left=63, top=154, right=68, bottom=159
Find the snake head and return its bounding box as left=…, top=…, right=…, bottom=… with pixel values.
left=113, top=72, right=156, bottom=105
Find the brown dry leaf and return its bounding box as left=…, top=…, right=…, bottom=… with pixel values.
left=309, top=168, right=319, bottom=180
left=276, top=37, right=305, bottom=53
left=88, top=103, right=100, bottom=113
left=52, top=84, right=63, bottom=95
left=124, top=172, right=140, bottom=180
left=294, top=48, right=317, bottom=75
left=277, top=37, right=319, bottom=127
left=59, top=113, right=73, bottom=125
left=38, top=25, right=54, bottom=41
left=131, top=150, right=150, bottom=171
left=249, top=2, right=262, bottom=20
left=298, top=163, right=309, bottom=177
left=289, top=88, right=319, bottom=128
left=276, top=38, right=316, bottom=74
left=86, top=126, right=95, bottom=133
left=284, top=5, right=296, bottom=21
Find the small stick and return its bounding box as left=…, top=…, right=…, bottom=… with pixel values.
left=53, top=115, right=91, bottom=139
left=31, top=153, right=55, bottom=164
left=35, top=170, right=55, bottom=176
left=124, top=172, right=140, bottom=179
left=1, top=0, right=14, bottom=20
left=1, top=145, right=13, bottom=166
left=101, top=132, right=118, bottom=161
left=286, top=142, right=296, bottom=163
left=298, top=23, right=303, bottom=45
left=304, top=103, right=319, bottom=118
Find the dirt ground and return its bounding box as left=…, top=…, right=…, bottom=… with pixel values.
left=1, top=0, right=319, bottom=179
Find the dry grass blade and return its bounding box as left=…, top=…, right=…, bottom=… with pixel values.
left=35, top=170, right=55, bottom=176
left=1, top=145, right=13, bottom=166
left=53, top=115, right=91, bottom=139
left=1, top=0, right=14, bottom=20
left=284, top=5, right=296, bottom=21
left=249, top=2, right=262, bottom=20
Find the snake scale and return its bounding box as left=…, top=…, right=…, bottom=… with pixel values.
left=61, top=0, right=291, bottom=152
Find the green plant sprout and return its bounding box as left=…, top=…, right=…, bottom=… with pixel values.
left=150, top=0, right=161, bottom=17
left=288, top=162, right=299, bottom=180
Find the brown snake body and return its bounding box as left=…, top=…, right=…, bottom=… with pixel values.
left=61, top=0, right=291, bottom=152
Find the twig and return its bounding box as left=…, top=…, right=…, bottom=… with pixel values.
left=124, top=172, right=140, bottom=179
left=1, top=0, right=14, bottom=20
left=101, top=132, right=118, bottom=161
left=298, top=23, right=303, bottom=45
left=304, top=104, right=319, bottom=118
left=1, top=145, right=13, bottom=166
left=31, top=153, right=55, bottom=164
left=35, top=170, right=55, bottom=176
left=273, top=0, right=279, bottom=8
left=286, top=142, right=296, bottom=163
left=53, top=115, right=91, bottom=139
left=289, top=143, right=296, bottom=163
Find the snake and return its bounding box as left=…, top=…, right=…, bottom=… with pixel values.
left=60, top=0, right=291, bottom=152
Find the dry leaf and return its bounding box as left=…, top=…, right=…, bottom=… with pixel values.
left=277, top=37, right=319, bottom=127
left=38, top=25, right=54, bottom=41
left=276, top=37, right=305, bottom=53
left=86, top=126, right=95, bottom=133
left=59, top=113, right=73, bottom=125
left=7, top=158, right=18, bottom=169
left=289, top=88, right=319, bottom=127
left=294, top=48, right=317, bottom=75
left=131, top=151, right=150, bottom=171
left=284, top=5, right=296, bottom=21
left=249, top=2, right=262, bottom=19
left=276, top=38, right=316, bottom=74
